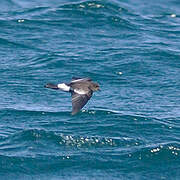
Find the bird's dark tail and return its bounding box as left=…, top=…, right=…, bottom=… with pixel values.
left=44, top=83, right=59, bottom=90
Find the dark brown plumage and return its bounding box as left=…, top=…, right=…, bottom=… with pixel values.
left=45, top=77, right=100, bottom=115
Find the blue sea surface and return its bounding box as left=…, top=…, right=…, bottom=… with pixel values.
left=0, top=0, right=180, bottom=179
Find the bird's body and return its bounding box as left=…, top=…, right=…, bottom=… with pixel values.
left=45, top=77, right=100, bottom=115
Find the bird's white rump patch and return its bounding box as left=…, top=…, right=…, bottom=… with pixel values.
left=57, top=83, right=70, bottom=92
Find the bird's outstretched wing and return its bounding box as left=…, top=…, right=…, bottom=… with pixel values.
left=71, top=90, right=93, bottom=115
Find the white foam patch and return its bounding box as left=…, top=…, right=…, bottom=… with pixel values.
left=171, top=14, right=176, bottom=18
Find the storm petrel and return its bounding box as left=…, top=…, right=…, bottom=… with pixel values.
left=45, top=77, right=100, bottom=115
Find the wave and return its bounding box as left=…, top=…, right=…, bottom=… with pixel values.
left=1, top=125, right=179, bottom=151
left=0, top=36, right=46, bottom=53
left=0, top=129, right=143, bottom=158
left=1, top=107, right=180, bottom=122
left=0, top=128, right=179, bottom=175
left=0, top=0, right=138, bottom=30
left=1, top=0, right=20, bottom=10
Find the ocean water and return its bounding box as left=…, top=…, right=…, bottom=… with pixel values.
left=0, top=0, right=180, bottom=179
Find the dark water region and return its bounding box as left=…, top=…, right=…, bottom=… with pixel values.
left=0, top=0, right=180, bottom=179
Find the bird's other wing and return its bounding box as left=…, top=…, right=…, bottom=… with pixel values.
left=71, top=90, right=93, bottom=115
left=71, top=77, right=92, bottom=83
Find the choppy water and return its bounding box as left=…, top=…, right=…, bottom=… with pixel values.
left=0, top=0, right=180, bottom=179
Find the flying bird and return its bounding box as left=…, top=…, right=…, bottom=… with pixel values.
left=45, top=77, right=100, bottom=115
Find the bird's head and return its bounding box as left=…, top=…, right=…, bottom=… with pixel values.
left=91, top=82, right=100, bottom=91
